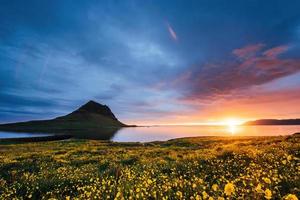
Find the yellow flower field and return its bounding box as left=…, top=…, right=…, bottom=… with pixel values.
left=0, top=135, right=299, bottom=199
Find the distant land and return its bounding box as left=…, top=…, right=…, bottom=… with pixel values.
left=244, top=119, right=300, bottom=125
left=0, top=100, right=134, bottom=139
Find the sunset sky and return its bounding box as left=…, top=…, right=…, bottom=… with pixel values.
left=0, top=0, right=300, bottom=125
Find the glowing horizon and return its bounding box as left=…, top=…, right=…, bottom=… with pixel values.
left=127, top=118, right=249, bottom=126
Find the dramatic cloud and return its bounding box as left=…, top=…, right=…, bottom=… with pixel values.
left=176, top=44, right=300, bottom=101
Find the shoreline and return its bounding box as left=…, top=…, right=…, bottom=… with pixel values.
left=0, top=132, right=298, bottom=144
left=0, top=135, right=73, bottom=143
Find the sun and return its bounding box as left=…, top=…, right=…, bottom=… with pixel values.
left=222, top=118, right=244, bottom=135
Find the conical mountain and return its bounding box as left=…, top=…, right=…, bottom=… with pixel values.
left=67, top=100, right=118, bottom=120
left=55, top=100, right=125, bottom=126
left=0, top=101, right=130, bottom=139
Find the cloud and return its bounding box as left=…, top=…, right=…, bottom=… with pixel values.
left=233, top=43, right=265, bottom=59
left=174, top=44, right=300, bottom=100
left=166, top=22, right=178, bottom=41
left=263, top=45, right=289, bottom=58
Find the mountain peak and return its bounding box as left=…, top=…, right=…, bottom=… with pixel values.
left=72, top=100, right=118, bottom=120
left=85, top=100, right=105, bottom=107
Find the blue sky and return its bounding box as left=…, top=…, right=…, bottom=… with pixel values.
left=0, top=0, right=300, bottom=124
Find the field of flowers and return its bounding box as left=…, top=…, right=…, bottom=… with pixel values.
left=0, top=135, right=299, bottom=199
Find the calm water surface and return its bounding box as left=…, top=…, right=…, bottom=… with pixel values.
left=0, top=125, right=299, bottom=142
left=0, top=132, right=51, bottom=139
left=112, top=125, right=300, bottom=142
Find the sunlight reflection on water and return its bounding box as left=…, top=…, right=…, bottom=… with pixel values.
left=112, top=125, right=300, bottom=142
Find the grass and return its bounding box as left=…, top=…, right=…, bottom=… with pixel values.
left=0, top=135, right=299, bottom=199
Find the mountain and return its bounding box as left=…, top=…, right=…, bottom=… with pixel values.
left=0, top=100, right=132, bottom=139
left=244, top=119, right=300, bottom=125
left=66, top=100, right=119, bottom=120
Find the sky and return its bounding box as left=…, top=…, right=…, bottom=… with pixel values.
left=0, top=0, right=300, bottom=125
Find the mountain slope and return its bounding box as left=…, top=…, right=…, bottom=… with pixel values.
left=0, top=101, right=130, bottom=138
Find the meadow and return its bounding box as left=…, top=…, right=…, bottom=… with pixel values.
left=0, top=135, right=299, bottom=200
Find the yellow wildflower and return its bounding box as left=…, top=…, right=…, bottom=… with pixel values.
left=212, top=184, right=218, bottom=191
left=285, top=194, right=298, bottom=200
left=224, top=183, right=235, bottom=196
left=255, top=184, right=263, bottom=193
left=263, top=178, right=271, bottom=184
left=202, top=191, right=209, bottom=199
left=282, top=160, right=287, bottom=165
left=264, top=189, right=272, bottom=200
left=176, top=191, right=183, bottom=198
left=217, top=197, right=225, bottom=200
left=116, top=191, right=121, bottom=198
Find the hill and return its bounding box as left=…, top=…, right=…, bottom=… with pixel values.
left=244, top=118, right=300, bottom=125
left=0, top=100, right=132, bottom=139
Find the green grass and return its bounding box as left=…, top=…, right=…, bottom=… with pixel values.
left=0, top=135, right=299, bottom=199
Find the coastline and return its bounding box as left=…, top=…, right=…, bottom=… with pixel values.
left=0, top=135, right=73, bottom=144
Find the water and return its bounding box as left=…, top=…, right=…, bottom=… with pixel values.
left=0, top=132, right=51, bottom=139
left=111, top=125, right=300, bottom=142
left=0, top=125, right=299, bottom=142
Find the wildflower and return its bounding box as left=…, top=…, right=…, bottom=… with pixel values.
left=212, top=184, right=218, bottom=191
left=192, top=183, right=197, bottom=188
left=285, top=194, right=298, bottom=200
left=282, top=160, right=287, bottom=165
left=66, top=196, right=70, bottom=200
left=224, top=183, right=235, bottom=196
left=217, top=197, right=225, bottom=200
left=116, top=191, right=121, bottom=198
left=176, top=191, right=183, bottom=198
left=264, top=189, right=272, bottom=200
left=255, top=184, right=263, bottom=193
left=202, top=191, right=209, bottom=199
left=287, top=155, right=292, bottom=161
left=263, top=178, right=271, bottom=184
left=195, top=195, right=201, bottom=200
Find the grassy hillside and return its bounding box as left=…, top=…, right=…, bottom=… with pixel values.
left=0, top=135, right=299, bottom=199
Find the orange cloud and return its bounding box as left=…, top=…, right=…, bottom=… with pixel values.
left=232, top=43, right=264, bottom=59
left=263, top=45, right=289, bottom=58
left=173, top=43, right=300, bottom=101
